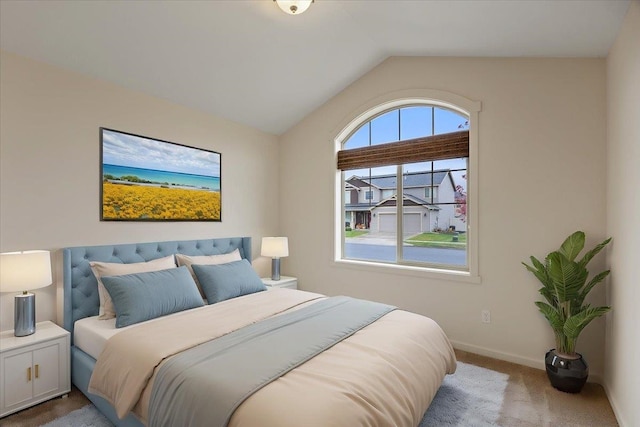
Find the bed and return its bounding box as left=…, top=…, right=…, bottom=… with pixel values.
left=63, top=237, right=456, bottom=427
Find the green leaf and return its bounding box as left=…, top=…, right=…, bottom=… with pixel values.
left=530, top=255, right=547, bottom=273
left=577, top=237, right=612, bottom=269
left=547, top=252, right=587, bottom=303
left=538, top=287, right=556, bottom=306
left=524, top=256, right=557, bottom=305
left=563, top=306, right=611, bottom=340
left=575, top=302, right=592, bottom=316
left=559, top=231, right=585, bottom=261
left=535, top=301, right=564, bottom=334
left=576, top=270, right=610, bottom=307
left=522, top=256, right=551, bottom=287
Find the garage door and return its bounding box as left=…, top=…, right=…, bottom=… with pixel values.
left=404, top=213, right=421, bottom=233
left=379, top=214, right=395, bottom=232
left=378, top=213, right=421, bottom=233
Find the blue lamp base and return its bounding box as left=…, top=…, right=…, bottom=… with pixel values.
left=14, top=292, right=36, bottom=337
left=271, top=258, right=281, bottom=281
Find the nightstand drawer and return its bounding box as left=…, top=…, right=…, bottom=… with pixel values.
left=0, top=321, right=70, bottom=418
left=262, top=276, right=298, bottom=290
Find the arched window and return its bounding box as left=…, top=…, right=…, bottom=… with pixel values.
left=335, top=97, right=479, bottom=277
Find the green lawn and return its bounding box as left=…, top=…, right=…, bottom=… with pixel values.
left=345, top=230, right=369, bottom=238
left=405, top=232, right=466, bottom=249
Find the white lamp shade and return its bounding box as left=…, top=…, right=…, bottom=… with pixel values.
left=0, top=250, right=52, bottom=293
left=275, top=0, right=313, bottom=15
left=261, top=237, right=289, bottom=258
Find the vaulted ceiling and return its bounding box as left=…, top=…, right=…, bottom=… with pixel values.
left=0, top=0, right=630, bottom=135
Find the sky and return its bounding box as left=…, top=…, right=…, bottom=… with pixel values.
left=344, top=106, right=467, bottom=149
left=101, top=129, right=220, bottom=178
left=344, top=106, right=468, bottom=190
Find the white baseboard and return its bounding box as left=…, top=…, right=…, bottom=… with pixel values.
left=602, top=382, right=628, bottom=427
left=450, top=340, right=604, bottom=385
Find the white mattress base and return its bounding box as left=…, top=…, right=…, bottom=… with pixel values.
left=74, top=305, right=211, bottom=359
left=74, top=316, right=119, bottom=360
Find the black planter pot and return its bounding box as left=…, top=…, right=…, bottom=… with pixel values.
left=545, top=349, right=589, bottom=393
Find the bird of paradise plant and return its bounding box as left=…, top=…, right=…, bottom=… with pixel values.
left=522, top=231, right=611, bottom=357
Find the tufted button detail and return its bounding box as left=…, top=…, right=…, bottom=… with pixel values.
left=66, top=238, right=252, bottom=342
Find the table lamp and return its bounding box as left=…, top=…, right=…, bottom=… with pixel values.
left=261, top=237, right=289, bottom=281
left=0, top=250, right=52, bottom=337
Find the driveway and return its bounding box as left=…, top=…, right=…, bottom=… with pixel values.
left=346, top=231, right=412, bottom=246
left=345, top=232, right=466, bottom=266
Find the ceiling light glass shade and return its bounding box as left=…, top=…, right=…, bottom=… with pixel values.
left=0, top=250, right=52, bottom=293
left=275, top=0, right=313, bottom=15
left=261, top=237, right=289, bottom=258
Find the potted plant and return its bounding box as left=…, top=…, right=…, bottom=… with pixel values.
left=522, top=231, right=611, bottom=393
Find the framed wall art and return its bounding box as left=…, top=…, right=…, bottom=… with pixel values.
left=100, top=128, right=221, bottom=221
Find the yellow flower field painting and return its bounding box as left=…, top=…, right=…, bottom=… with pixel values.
left=100, top=128, right=221, bottom=221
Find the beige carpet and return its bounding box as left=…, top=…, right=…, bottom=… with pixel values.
left=0, top=349, right=618, bottom=427
left=458, top=350, right=619, bottom=427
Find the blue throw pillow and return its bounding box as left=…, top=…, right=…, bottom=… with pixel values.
left=102, top=266, right=204, bottom=328
left=191, top=259, right=266, bottom=304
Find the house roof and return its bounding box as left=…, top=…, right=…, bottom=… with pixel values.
left=344, top=182, right=359, bottom=191
left=346, top=193, right=440, bottom=212
left=373, top=193, right=440, bottom=210
left=347, top=170, right=451, bottom=189
left=345, top=203, right=378, bottom=212
left=345, top=177, right=377, bottom=190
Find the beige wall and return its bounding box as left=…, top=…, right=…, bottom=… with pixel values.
left=280, top=57, right=609, bottom=378
left=0, top=51, right=280, bottom=331
left=2, top=33, right=631, bottom=421
left=605, top=1, right=640, bottom=426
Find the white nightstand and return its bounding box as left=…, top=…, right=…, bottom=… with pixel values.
left=262, top=276, right=298, bottom=290
left=0, top=321, right=70, bottom=418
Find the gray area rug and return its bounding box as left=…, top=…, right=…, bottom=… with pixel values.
left=41, top=404, right=112, bottom=427
left=42, top=361, right=507, bottom=427
left=420, top=361, right=509, bottom=426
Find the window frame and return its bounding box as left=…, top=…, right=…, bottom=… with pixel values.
left=423, top=186, right=439, bottom=200
left=333, top=92, right=481, bottom=282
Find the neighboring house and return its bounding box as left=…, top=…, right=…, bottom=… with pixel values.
left=345, top=169, right=465, bottom=233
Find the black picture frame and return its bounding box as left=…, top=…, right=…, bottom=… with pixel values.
left=100, top=128, right=221, bottom=221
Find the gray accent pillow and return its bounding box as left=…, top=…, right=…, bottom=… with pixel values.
left=102, top=266, right=204, bottom=328
left=175, top=249, right=242, bottom=298
left=192, top=259, right=266, bottom=304
left=89, top=255, right=177, bottom=320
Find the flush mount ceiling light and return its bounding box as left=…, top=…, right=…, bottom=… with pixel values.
left=274, top=0, right=314, bottom=15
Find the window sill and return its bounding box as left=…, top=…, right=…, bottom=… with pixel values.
left=332, top=258, right=481, bottom=284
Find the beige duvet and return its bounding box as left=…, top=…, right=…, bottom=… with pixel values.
left=89, top=289, right=456, bottom=427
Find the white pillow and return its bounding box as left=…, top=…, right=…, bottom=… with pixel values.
left=90, top=255, right=177, bottom=320
left=175, top=249, right=242, bottom=296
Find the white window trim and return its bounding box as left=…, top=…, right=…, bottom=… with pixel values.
left=333, top=258, right=482, bottom=284
left=333, top=89, right=482, bottom=282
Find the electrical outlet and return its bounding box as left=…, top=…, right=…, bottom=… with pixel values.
left=481, top=310, right=491, bottom=323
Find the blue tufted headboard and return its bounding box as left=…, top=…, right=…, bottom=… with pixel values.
left=63, top=237, right=251, bottom=343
